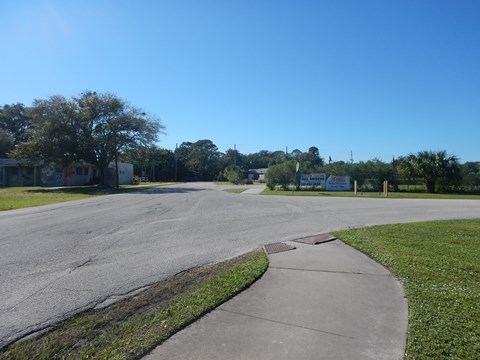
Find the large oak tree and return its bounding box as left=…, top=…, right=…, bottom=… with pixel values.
left=13, top=91, right=164, bottom=187
left=0, top=103, right=31, bottom=157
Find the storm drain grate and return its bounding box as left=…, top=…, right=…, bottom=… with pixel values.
left=264, top=242, right=296, bottom=255
left=293, top=233, right=337, bottom=245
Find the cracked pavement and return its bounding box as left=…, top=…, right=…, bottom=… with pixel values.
left=1, top=182, right=480, bottom=348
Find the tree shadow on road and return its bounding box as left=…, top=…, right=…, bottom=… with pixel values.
left=137, top=187, right=205, bottom=194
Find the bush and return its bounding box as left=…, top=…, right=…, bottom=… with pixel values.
left=266, top=161, right=295, bottom=190
left=224, top=165, right=242, bottom=184
left=132, top=176, right=141, bottom=185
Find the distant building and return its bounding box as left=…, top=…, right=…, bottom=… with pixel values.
left=106, top=162, right=134, bottom=187
left=0, top=158, right=133, bottom=187
left=247, top=168, right=268, bottom=181
left=0, top=158, right=42, bottom=187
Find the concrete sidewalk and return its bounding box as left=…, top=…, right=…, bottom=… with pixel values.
left=239, top=185, right=266, bottom=195
left=143, top=239, right=408, bottom=360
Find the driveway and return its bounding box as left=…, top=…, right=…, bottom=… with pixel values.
left=1, top=182, right=480, bottom=348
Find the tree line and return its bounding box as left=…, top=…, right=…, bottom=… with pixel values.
left=125, top=142, right=478, bottom=194
left=266, top=151, right=480, bottom=193
left=1, top=93, right=163, bottom=187
left=1, top=97, right=479, bottom=192
left=121, top=142, right=325, bottom=183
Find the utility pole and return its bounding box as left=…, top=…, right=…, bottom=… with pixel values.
left=174, top=143, right=178, bottom=182
left=114, top=145, right=119, bottom=189
left=234, top=144, right=237, bottom=166
left=112, top=122, right=119, bottom=189
left=350, top=150, right=354, bottom=164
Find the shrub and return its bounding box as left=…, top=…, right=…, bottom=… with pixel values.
left=132, top=176, right=141, bottom=185
left=266, top=161, right=295, bottom=190
left=223, top=165, right=242, bottom=184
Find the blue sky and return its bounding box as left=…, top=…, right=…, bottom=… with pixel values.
left=1, top=0, right=479, bottom=162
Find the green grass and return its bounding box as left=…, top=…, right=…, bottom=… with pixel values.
left=224, top=188, right=249, bottom=194
left=0, top=250, right=268, bottom=360
left=0, top=186, right=93, bottom=210
left=333, top=220, right=480, bottom=359
left=0, top=183, right=177, bottom=211
left=261, top=188, right=480, bottom=199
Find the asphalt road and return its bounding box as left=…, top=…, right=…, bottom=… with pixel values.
left=1, top=182, right=480, bottom=348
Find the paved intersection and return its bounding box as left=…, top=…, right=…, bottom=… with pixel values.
left=1, top=182, right=479, bottom=348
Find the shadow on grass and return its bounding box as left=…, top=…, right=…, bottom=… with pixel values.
left=25, top=185, right=204, bottom=196
left=25, top=186, right=105, bottom=195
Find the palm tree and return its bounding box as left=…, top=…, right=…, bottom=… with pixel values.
left=400, top=150, right=461, bottom=193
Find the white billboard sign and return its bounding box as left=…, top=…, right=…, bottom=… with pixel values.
left=300, top=173, right=326, bottom=187
left=325, top=175, right=351, bottom=191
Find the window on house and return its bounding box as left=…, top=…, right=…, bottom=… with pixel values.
left=84, top=167, right=89, bottom=176
left=76, top=167, right=83, bottom=176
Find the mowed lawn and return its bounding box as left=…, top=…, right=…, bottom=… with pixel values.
left=0, top=186, right=95, bottom=211
left=0, top=183, right=176, bottom=211
left=334, top=219, right=480, bottom=359
left=261, top=188, right=480, bottom=200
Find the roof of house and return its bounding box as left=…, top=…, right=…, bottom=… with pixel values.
left=248, top=168, right=268, bottom=174
left=0, top=158, right=42, bottom=167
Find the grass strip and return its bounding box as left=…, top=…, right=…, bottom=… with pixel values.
left=0, top=183, right=176, bottom=211
left=1, top=249, right=268, bottom=360
left=334, top=219, right=480, bottom=359
left=223, top=188, right=249, bottom=194
left=261, top=188, right=480, bottom=199
left=0, top=187, right=92, bottom=210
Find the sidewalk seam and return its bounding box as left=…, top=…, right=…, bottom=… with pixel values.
left=269, top=266, right=391, bottom=277
left=218, top=309, right=356, bottom=340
